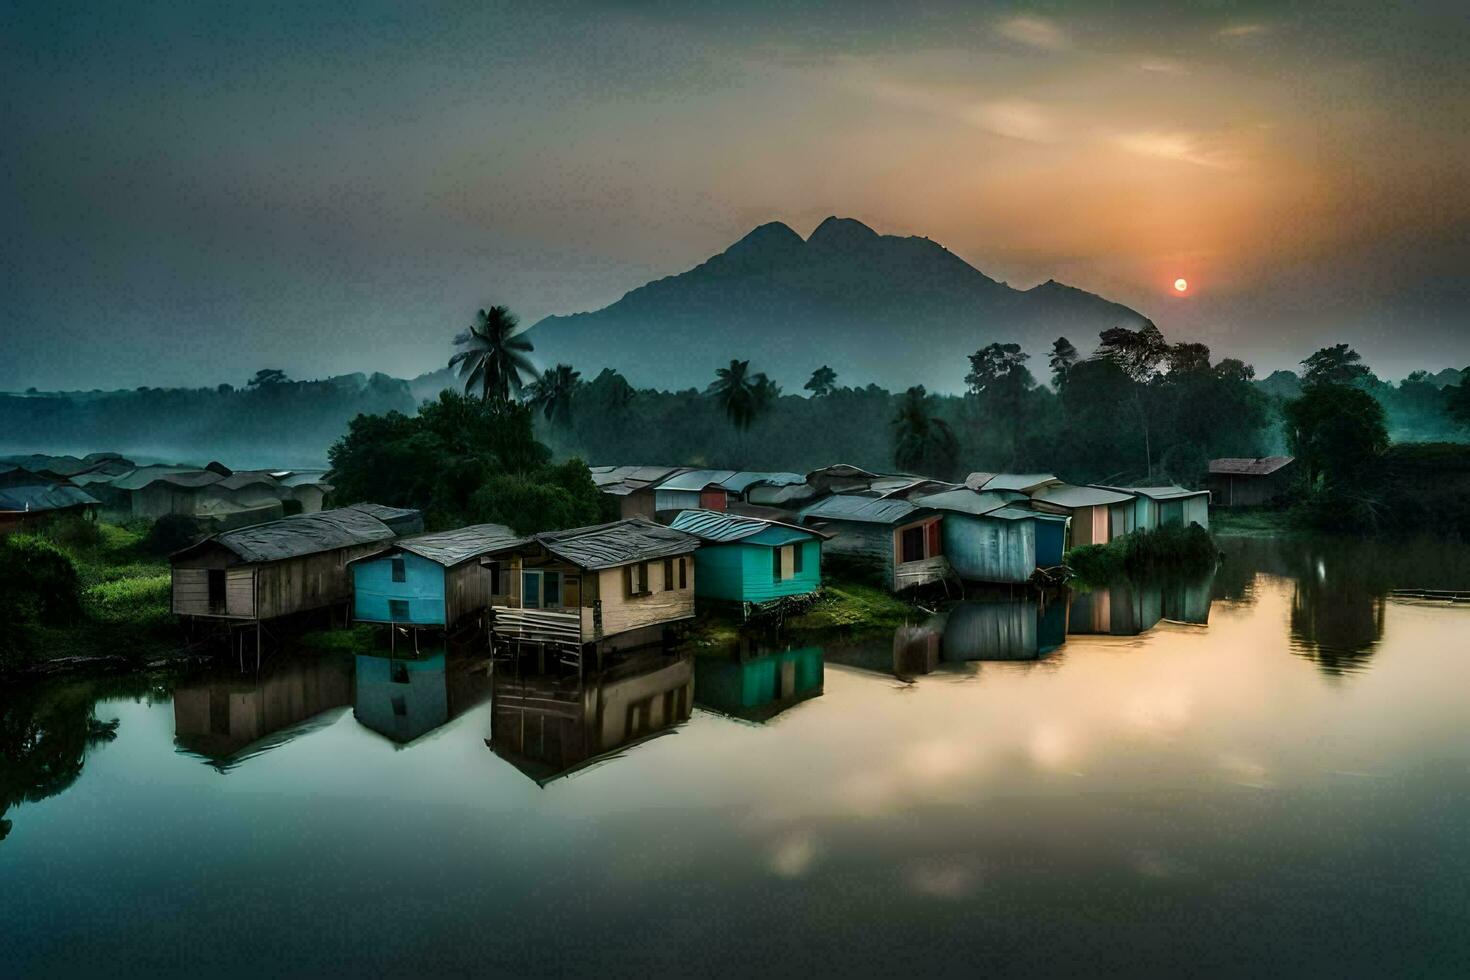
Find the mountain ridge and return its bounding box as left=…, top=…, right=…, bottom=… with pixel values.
left=527, top=216, right=1147, bottom=392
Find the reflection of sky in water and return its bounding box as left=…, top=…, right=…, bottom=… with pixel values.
left=4, top=557, right=1470, bottom=975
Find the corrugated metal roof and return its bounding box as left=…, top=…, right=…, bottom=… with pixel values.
left=1102, top=485, right=1209, bottom=501
left=1031, top=483, right=1134, bottom=508
left=590, top=465, right=687, bottom=495
left=215, top=471, right=280, bottom=491
left=109, top=466, right=223, bottom=491
left=988, top=505, right=1068, bottom=522
left=655, top=469, right=739, bottom=492
left=911, top=488, right=1015, bottom=516
left=392, top=523, right=525, bottom=566
left=798, top=494, right=925, bottom=525
left=717, top=471, right=806, bottom=493
left=531, top=517, right=699, bottom=570
left=0, top=483, right=100, bottom=513
left=184, top=504, right=417, bottom=563
left=278, top=471, right=332, bottom=488
left=1208, top=456, right=1294, bottom=476
left=971, top=472, right=1060, bottom=493
left=668, top=508, right=824, bottom=543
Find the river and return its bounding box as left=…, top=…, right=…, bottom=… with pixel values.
left=2, top=534, right=1468, bottom=976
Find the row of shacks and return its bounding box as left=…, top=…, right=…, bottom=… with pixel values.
left=166, top=462, right=1211, bottom=663
left=0, top=452, right=332, bottom=533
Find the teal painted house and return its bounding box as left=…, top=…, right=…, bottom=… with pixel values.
left=350, top=523, right=522, bottom=629
left=694, top=646, right=824, bottom=722
left=911, top=489, right=1069, bottom=585
left=668, top=510, right=826, bottom=604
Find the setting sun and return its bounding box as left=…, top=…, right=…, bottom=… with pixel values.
left=1174, top=277, right=1188, bottom=293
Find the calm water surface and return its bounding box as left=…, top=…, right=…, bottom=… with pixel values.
left=3, top=535, right=1469, bottom=977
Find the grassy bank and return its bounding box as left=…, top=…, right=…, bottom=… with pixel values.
left=1209, top=509, right=1295, bottom=537
left=686, top=579, right=924, bottom=654
left=2, top=520, right=180, bottom=674
left=1066, top=523, right=1221, bottom=588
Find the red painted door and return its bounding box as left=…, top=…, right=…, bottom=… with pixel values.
left=699, top=488, right=727, bottom=511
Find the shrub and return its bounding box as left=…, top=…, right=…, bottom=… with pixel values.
left=0, top=535, right=82, bottom=624
left=36, top=513, right=103, bottom=549
left=1066, top=523, right=1219, bottom=586
left=141, top=514, right=204, bottom=556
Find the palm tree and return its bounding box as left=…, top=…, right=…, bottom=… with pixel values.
left=449, top=305, right=536, bottom=406
left=804, top=365, right=838, bottom=397
left=528, top=364, right=581, bottom=426
left=892, top=385, right=958, bottom=478
left=709, top=359, right=769, bottom=431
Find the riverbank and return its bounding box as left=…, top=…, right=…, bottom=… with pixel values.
left=686, top=579, right=927, bottom=655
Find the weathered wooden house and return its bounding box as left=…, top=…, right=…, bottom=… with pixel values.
left=911, top=488, right=1069, bottom=585
left=1100, top=485, right=1211, bottom=533
left=693, top=646, right=824, bottom=723
left=1027, top=483, right=1136, bottom=547
left=485, top=517, right=701, bottom=654
left=170, top=503, right=423, bottom=628
left=796, top=494, right=949, bottom=592
left=667, top=509, right=826, bottom=605
left=349, top=523, right=523, bottom=630
left=487, top=651, right=693, bottom=785
left=589, top=465, right=686, bottom=520
left=1206, top=456, right=1296, bottom=507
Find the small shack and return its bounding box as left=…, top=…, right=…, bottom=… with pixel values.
left=1101, top=485, right=1211, bottom=533
left=589, top=465, right=686, bottom=520
left=349, top=523, right=523, bottom=630
left=170, top=504, right=423, bottom=632
left=796, top=493, right=949, bottom=592
left=911, top=488, right=1069, bottom=585
left=1206, top=456, right=1296, bottom=507
left=668, top=509, right=826, bottom=605
left=485, top=517, right=701, bottom=655
left=652, top=469, right=738, bottom=512
left=1028, top=483, right=1135, bottom=547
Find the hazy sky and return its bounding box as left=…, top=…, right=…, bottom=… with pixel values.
left=3, top=0, right=1467, bottom=391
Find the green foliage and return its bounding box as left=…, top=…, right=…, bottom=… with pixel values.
left=0, top=535, right=83, bottom=669
left=141, top=514, right=204, bottom=556
left=1283, top=384, right=1389, bottom=488
left=1049, top=337, right=1079, bottom=389
left=1446, top=368, right=1470, bottom=430
left=450, top=305, right=536, bottom=405
left=467, top=459, right=616, bottom=535
left=785, top=581, right=921, bottom=634
left=892, top=385, right=959, bottom=479
left=33, top=513, right=103, bottom=550
left=527, top=364, right=581, bottom=426
left=1067, top=523, right=1219, bottom=586
left=709, top=359, right=776, bottom=432
left=804, top=365, right=838, bottom=397
left=1300, top=344, right=1368, bottom=388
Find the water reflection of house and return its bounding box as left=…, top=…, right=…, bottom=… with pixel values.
left=694, top=647, right=824, bottom=722
left=940, top=599, right=1068, bottom=662
left=487, top=652, right=693, bottom=785
left=1067, top=583, right=1164, bottom=636
left=353, top=651, right=494, bottom=745
left=173, top=655, right=353, bottom=770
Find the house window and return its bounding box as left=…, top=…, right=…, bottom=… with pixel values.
left=772, top=547, right=783, bottom=582
left=792, top=543, right=804, bottom=574
left=207, top=569, right=226, bottom=613
left=391, top=557, right=406, bottom=583
left=543, top=571, right=563, bottom=608
left=626, top=562, right=650, bottom=597
left=388, top=599, right=410, bottom=621
left=522, top=571, right=542, bottom=608
left=900, top=524, right=927, bottom=563
left=663, top=558, right=674, bottom=591
left=486, top=560, right=502, bottom=596
left=678, top=558, right=687, bottom=589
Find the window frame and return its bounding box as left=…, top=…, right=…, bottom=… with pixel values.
left=390, top=557, right=406, bottom=583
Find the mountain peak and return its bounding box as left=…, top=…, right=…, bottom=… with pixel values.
left=807, top=216, right=880, bottom=249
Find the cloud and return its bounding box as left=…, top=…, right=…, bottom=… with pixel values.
left=996, top=15, right=1071, bottom=52
left=1137, top=58, right=1187, bottom=75
left=963, top=100, right=1057, bottom=143
left=1217, top=23, right=1271, bottom=40
left=769, top=831, right=819, bottom=878
left=1114, top=130, right=1238, bottom=170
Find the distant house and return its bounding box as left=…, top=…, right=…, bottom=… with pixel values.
left=1027, top=483, right=1135, bottom=548
left=102, top=466, right=228, bottom=520
left=170, top=504, right=423, bottom=629
left=349, top=523, right=523, bottom=630
left=911, top=488, right=1069, bottom=584
left=1100, top=485, right=1211, bottom=533
left=668, top=509, right=827, bottom=605
left=694, top=646, right=824, bottom=722
left=485, top=517, right=701, bottom=654
left=589, top=465, right=686, bottom=520
left=274, top=471, right=333, bottom=513
left=966, top=472, right=1061, bottom=495
left=487, top=651, right=693, bottom=785
left=653, top=469, right=738, bottom=512
left=1206, top=456, right=1297, bottom=507
left=796, top=493, right=948, bottom=592
left=0, top=466, right=100, bottom=533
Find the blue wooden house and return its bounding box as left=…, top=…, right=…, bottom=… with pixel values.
left=350, top=523, right=523, bottom=629
left=1096, top=485, right=1211, bottom=537
left=668, top=509, right=826, bottom=604
left=911, top=488, right=1068, bottom=585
